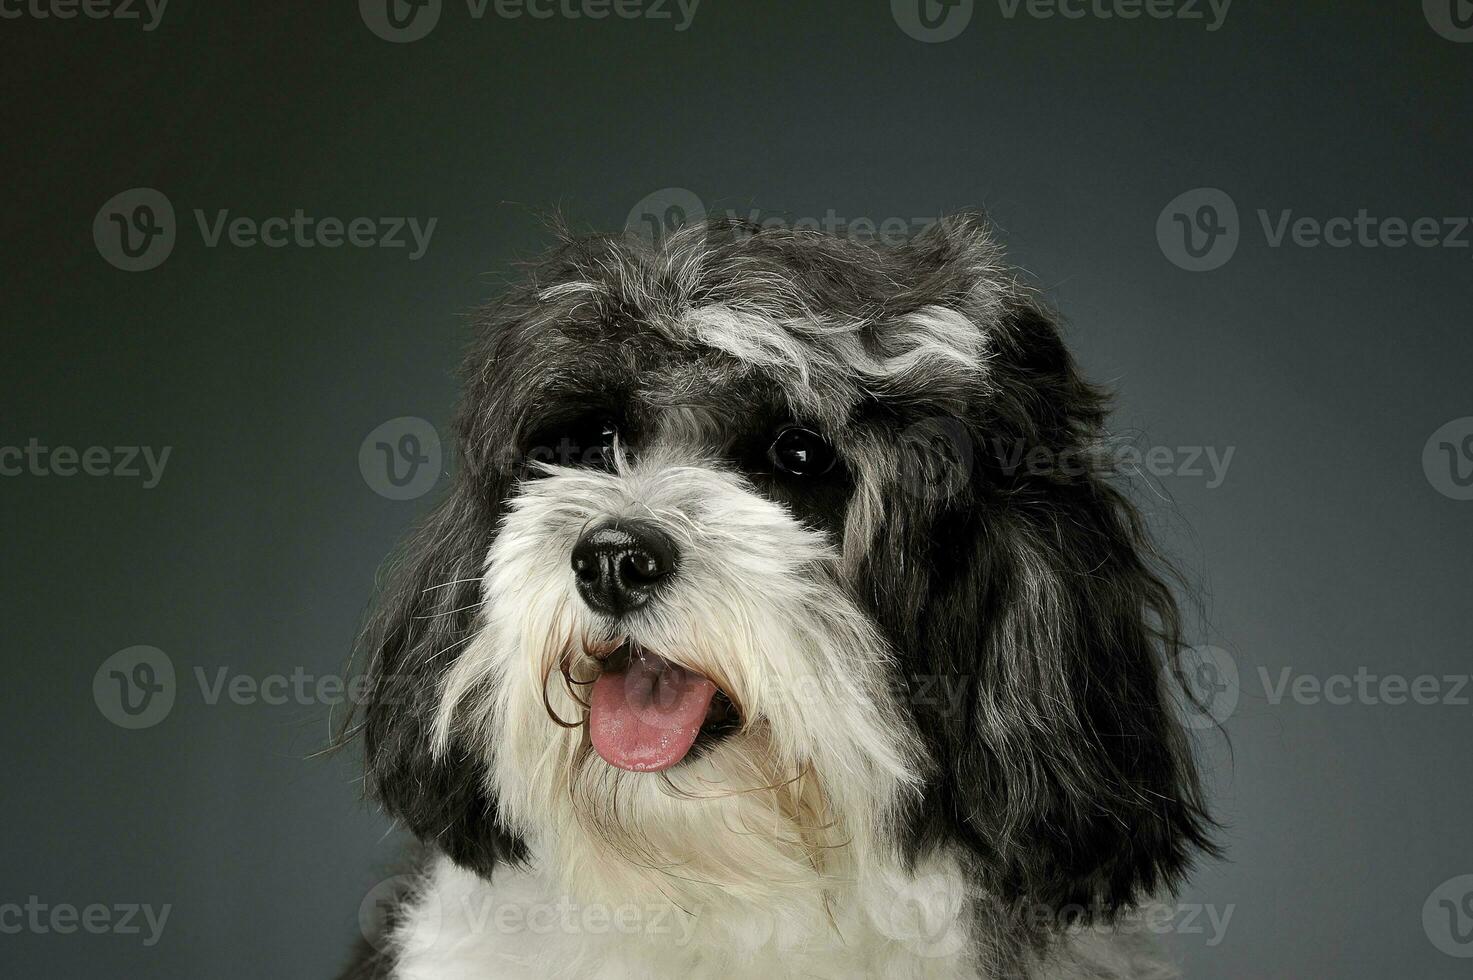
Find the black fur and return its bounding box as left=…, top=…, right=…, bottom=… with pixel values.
left=875, top=298, right=1216, bottom=919
left=351, top=455, right=526, bottom=876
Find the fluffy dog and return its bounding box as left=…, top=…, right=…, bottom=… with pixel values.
left=339, top=215, right=1215, bottom=979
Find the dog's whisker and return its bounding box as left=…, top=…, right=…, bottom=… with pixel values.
left=412, top=599, right=486, bottom=620
left=420, top=576, right=484, bottom=593
left=420, top=632, right=478, bottom=665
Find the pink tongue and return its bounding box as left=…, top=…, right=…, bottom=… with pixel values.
left=589, top=651, right=718, bottom=772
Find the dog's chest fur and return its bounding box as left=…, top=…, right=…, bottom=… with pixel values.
left=384, top=854, right=1178, bottom=980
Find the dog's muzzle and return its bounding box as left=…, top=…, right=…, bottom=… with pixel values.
left=569, top=519, right=723, bottom=772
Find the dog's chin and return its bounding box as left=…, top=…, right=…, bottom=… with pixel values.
left=583, top=639, right=743, bottom=773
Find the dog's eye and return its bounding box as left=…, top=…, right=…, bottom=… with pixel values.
left=768, top=427, right=837, bottom=476
left=527, top=415, right=620, bottom=470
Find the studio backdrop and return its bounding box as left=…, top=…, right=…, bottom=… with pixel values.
left=4, top=1, right=1471, bottom=977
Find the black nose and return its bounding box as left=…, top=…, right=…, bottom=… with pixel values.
left=570, top=519, right=677, bottom=616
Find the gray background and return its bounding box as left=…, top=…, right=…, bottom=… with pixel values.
left=4, top=1, right=1471, bottom=977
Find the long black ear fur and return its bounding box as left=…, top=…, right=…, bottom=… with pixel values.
left=944, top=297, right=1214, bottom=917
left=867, top=226, right=1217, bottom=919
left=351, top=472, right=525, bottom=876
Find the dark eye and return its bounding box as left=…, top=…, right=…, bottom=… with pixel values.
left=768, top=426, right=837, bottom=476
left=527, top=415, right=620, bottom=471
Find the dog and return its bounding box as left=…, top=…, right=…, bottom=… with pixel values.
left=338, top=215, right=1216, bottom=979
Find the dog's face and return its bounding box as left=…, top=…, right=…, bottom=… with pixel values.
left=356, top=217, right=1211, bottom=931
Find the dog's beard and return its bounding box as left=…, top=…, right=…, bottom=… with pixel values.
left=431, top=449, right=922, bottom=927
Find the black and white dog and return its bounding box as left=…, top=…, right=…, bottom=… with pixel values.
left=341, top=215, right=1215, bottom=979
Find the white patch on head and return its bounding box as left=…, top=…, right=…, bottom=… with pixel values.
left=431, top=447, right=922, bottom=926
left=675, top=303, right=990, bottom=416
left=881, top=306, right=989, bottom=381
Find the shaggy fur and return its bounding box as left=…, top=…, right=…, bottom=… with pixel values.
left=338, top=215, right=1215, bottom=979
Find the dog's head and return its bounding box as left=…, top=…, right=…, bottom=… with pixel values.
left=354, top=215, right=1212, bottom=928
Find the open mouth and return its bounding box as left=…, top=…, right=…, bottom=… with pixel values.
left=587, top=641, right=739, bottom=773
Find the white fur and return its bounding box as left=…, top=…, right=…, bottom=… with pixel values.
left=388, top=853, right=1182, bottom=980
left=675, top=303, right=990, bottom=415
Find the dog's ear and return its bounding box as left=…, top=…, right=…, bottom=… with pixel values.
left=351, top=469, right=525, bottom=876
left=899, top=292, right=1215, bottom=919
